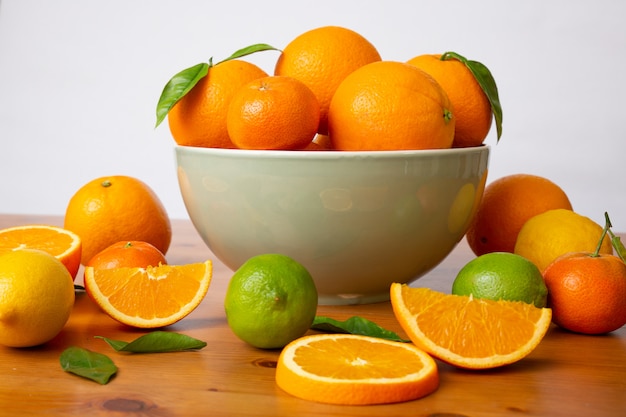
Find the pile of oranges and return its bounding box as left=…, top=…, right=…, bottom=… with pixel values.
left=465, top=173, right=626, bottom=336
left=157, top=25, right=501, bottom=151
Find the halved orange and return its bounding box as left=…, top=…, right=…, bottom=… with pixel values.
left=0, top=224, right=82, bottom=279
left=390, top=284, right=552, bottom=369
left=276, top=333, right=439, bottom=405
left=84, top=261, right=212, bottom=328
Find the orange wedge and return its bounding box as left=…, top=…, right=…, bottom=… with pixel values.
left=0, top=224, right=82, bottom=279
left=84, top=261, right=212, bottom=328
left=276, top=334, right=439, bottom=405
left=390, top=284, right=552, bottom=369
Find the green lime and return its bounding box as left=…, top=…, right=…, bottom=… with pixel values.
left=224, top=253, right=318, bottom=349
left=452, top=252, right=548, bottom=308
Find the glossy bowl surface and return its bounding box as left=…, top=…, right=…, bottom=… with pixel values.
left=176, top=145, right=489, bottom=305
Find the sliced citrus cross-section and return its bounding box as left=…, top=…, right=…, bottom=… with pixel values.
left=0, top=224, right=82, bottom=279
left=84, top=261, right=212, bottom=328
left=276, top=333, right=439, bottom=405
left=390, top=284, right=552, bottom=369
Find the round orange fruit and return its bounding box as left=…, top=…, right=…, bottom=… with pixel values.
left=328, top=61, right=455, bottom=151
left=407, top=54, right=493, bottom=148
left=274, top=25, right=381, bottom=135
left=64, top=176, right=172, bottom=264
left=466, top=174, right=573, bottom=256
left=543, top=251, right=626, bottom=334
left=226, top=75, right=320, bottom=150
left=168, top=59, right=268, bottom=148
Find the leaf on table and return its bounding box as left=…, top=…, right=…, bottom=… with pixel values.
left=60, top=346, right=117, bottom=385
left=312, top=316, right=410, bottom=342
left=96, top=331, right=207, bottom=353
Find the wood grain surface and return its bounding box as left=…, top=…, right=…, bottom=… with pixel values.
left=0, top=213, right=624, bottom=417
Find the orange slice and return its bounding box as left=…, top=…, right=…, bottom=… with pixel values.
left=0, top=224, right=82, bottom=279
left=276, top=334, right=439, bottom=405
left=390, top=284, right=552, bottom=369
left=84, top=261, right=212, bottom=328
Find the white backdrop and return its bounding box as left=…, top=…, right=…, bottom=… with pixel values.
left=1, top=0, right=625, bottom=230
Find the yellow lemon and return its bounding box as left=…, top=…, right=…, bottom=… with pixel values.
left=514, top=209, right=612, bottom=272
left=0, top=249, right=75, bottom=347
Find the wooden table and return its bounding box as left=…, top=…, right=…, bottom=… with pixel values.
left=1, top=214, right=625, bottom=417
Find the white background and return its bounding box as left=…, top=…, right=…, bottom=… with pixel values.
left=1, top=0, right=625, bottom=230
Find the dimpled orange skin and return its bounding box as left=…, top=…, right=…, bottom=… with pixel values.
left=542, top=252, right=626, bottom=335
left=168, top=59, right=268, bottom=148
left=407, top=54, right=493, bottom=148
left=274, top=25, right=381, bottom=135
left=328, top=61, right=455, bottom=151
left=466, top=174, right=573, bottom=256
left=64, top=176, right=172, bottom=264
left=226, top=75, right=320, bottom=150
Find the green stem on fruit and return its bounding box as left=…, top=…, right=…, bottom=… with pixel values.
left=593, top=212, right=612, bottom=257
left=594, top=212, right=626, bottom=262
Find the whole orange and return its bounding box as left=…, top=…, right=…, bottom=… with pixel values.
left=168, top=59, right=268, bottom=148
left=226, top=75, right=320, bottom=150
left=407, top=54, right=493, bottom=148
left=64, top=176, right=172, bottom=264
left=543, top=252, right=626, bottom=334
left=466, top=174, right=572, bottom=256
left=328, top=61, right=455, bottom=151
left=274, top=25, right=381, bottom=135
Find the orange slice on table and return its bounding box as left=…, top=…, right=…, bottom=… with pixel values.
left=276, top=333, right=439, bottom=405
left=390, top=284, right=552, bottom=369
left=0, top=224, right=82, bottom=279
left=84, top=261, right=212, bottom=328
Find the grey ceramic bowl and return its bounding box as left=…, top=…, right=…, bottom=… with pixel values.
left=175, top=145, right=489, bottom=305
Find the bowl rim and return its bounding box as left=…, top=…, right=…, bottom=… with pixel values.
left=175, top=144, right=490, bottom=160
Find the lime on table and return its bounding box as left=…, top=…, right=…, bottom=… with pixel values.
left=452, top=252, right=548, bottom=308
left=224, top=254, right=318, bottom=349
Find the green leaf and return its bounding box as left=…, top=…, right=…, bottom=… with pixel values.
left=60, top=346, right=117, bottom=385
left=311, top=316, right=410, bottom=342
left=216, top=43, right=280, bottom=65
left=605, top=212, right=626, bottom=262
left=96, top=331, right=207, bottom=353
left=155, top=62, right=209, bottom=128
left=154, top=43, right=279, bottom=129
left=610, top=232, right=626, bottom=263
left=441, top=51, right=503, bottom=141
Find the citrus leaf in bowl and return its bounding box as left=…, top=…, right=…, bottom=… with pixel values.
left=441, top=51, right=503, bottom=141
left=216, top=43, right=280, bottom=65
left=155, top=62, right=209, bottom=128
